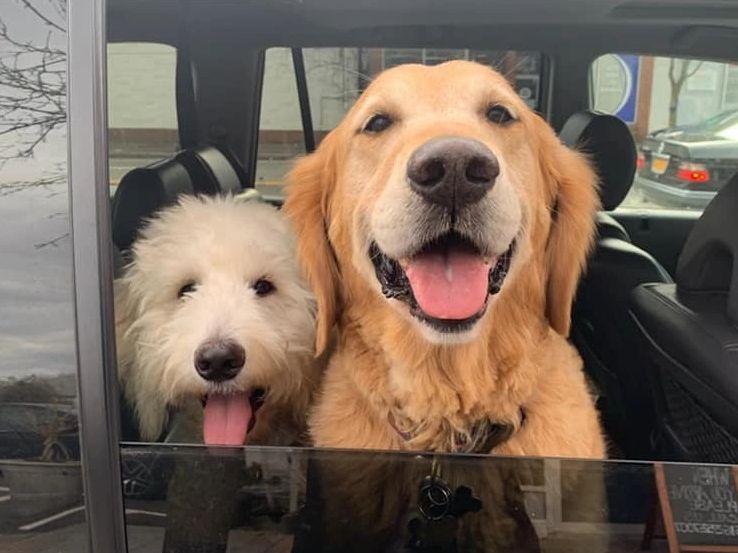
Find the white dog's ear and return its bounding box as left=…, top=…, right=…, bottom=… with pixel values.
left=113, top=278, right=135, bottom=380
left=113, top=277, right=168, bottom=441
left=113, top=279, right=140, bottom=420
left=283, top=133, right=341, bottom=356
left=534, top=115, right=599, bottom=336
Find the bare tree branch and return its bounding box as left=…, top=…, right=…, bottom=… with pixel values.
left=667, top=58, right=708, bottom=127
left=34, top=232, right=69, bottom=249
left=685, top=60, right=704, bottom=80
left=0, top=0, right=67, bottom=192
left=18, top=0, right=66, bottom=33
left=0, top=171, right=65, bottom=196
left=668, top=58, right=677, bottom=85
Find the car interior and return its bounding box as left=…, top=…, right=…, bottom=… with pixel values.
left=106, top=0, right=738, bottom=466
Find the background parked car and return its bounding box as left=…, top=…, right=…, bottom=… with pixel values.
left=635, top=110, right=738, bottom=209
left=0, top=403, right=79, bottom=461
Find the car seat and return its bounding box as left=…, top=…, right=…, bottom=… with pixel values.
left=630, top=173, right=738, bottom=463
left=563, top=111, right=672, bottom=459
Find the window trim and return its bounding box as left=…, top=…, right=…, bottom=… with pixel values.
left=291, top=48, right=316, bottom=153
left=68, top=0, right=128, bottom=550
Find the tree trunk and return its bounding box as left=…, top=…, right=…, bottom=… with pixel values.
left=668, top=81, right=682, bottom=127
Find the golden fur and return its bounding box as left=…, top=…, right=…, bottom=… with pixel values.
left=284, top=60, right=605, bottom=458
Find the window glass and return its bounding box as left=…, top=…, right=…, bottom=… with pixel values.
left=122, top=445, right=738, bottom=552
left=591, top=54, right=738, bottom=212
left=107, top=43, right=179, bottom=187
left=0, top=0, right=86, bottom=548
left=255, top=47, right=543, bottom=198
left=254, top=48, right=307, bottom=198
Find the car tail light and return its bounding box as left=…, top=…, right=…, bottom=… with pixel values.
left=636, top=151, right=646, bottom=170
left=677, top=162, right=710, bottom=183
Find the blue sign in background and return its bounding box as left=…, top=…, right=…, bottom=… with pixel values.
left=613, top=54, right=640, bottom=124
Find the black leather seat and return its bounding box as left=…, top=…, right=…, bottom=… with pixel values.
left=630, top=174, right=738, bottom=463
left=559, top=111, right=634, bottom=243
left=563, top=111, right=672, bottom=459
left=111, top=145, right=246, bottom=270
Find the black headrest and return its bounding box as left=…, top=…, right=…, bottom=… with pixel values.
left=676, top=173, right=738, bottom=323
left=559, top=111, right=636, bottom=211
left=111, top=145, right=246, bottom=252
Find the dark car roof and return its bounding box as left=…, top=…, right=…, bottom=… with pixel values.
left=109, top=0, right=738, bottom=62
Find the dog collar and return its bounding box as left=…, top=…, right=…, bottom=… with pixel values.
left=387, top=408, right=526, bottom=454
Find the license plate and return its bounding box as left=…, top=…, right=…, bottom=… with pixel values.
left=651, top=155, right=670, bottom=175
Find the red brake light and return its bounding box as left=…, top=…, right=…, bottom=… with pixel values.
left=676, top=162, right=710, bottom=183
left=636, top=151, right=646, bottom=170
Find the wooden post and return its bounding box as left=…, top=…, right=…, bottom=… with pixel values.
left=655, top=463, right=682, bottom=553
left=633, top=56, right=655, bottom=142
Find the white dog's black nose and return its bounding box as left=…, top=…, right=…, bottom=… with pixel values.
left=407, top=137, right=499, bottom=209
left=195, top=340, right=245, bottom=382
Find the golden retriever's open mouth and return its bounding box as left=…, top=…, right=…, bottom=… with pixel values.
left=200, top=387, right=266, bottom=446
left=370, top=231, right=514, bottom=332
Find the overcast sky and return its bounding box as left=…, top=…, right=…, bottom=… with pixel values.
left=0, top=0, right=76, bottom=382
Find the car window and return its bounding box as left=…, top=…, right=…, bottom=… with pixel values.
left=107, top=42, right=179, bottom=188
left=0, top=0, right=86, bottom=546
left=119, top=444, right=738, bottom=552
left=255, top=47, right=543, bottom=199
left=254, top=48, right=306, bottom=198
left=591, top=54, right=738, bottom=212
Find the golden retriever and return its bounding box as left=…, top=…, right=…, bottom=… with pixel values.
left=284, top=60, right=604, bottom=459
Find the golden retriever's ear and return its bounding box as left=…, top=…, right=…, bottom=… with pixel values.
left=536, top=118, right=600, bottom=336
left=283, top=133, right=341, bottom=356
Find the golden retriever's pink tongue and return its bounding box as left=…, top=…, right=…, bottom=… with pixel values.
left=405, top=250, right=491, bottom=319
left=203, top=392, right=252, bottom=446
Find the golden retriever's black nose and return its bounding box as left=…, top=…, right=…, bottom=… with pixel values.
left=407, top=137, right=499, bottom=208
left=195, top=340, right=245, bottom=382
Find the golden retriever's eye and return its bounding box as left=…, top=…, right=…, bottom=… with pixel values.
left=362, top=113, right=393, bottom=134
left=253, top=278, right=276, bottom=297
left=177, top=281, right=197, bottom=299
left=486, top=104, right=515, bottom=125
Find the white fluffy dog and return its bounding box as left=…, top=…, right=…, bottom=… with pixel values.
left=115, top=194, right=320, bottom=446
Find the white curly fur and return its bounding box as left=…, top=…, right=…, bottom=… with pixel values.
left=115, top=195, right=319, bottom=443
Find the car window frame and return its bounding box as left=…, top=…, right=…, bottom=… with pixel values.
left=68, top=0, right=127, bottom=550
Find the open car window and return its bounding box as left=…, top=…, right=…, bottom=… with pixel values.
left=108, top=43, right=179, bottom=188
left=590, top=54, right=738, bottom=213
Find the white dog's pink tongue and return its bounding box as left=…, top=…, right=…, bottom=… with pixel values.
left=405, top=249, right=491, bottom=320
left=203, top=392, right=252, bottom=446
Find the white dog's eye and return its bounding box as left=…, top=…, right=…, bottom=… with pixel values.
left=362, top=113, right=393, bottom=134
left=253, top=278, right=275, bottom=297
left=177, top=282, right=197, bottom=299
left=486, top=104, right=515, bottom=125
